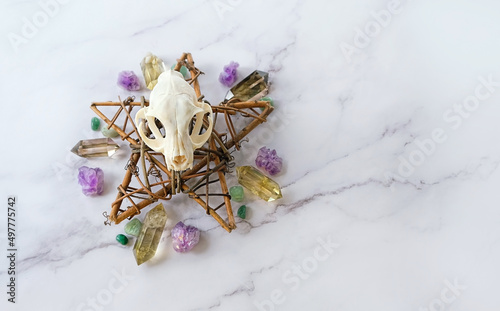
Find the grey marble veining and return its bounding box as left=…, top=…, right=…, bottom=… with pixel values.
left=1, top=0, right=500, bottom=310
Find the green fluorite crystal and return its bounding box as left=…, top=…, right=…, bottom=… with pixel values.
left=237, top=205, right=247, bottom=219
left=259, top=96, right=274, bottom=111
left=116, top=234, right=128, bottom=245
left=133, top=203, right=167, bottom=265
left=91, top=117, right=100, bottom=131
left=101, top=126, right=119, bottom=138
left=171, top=64, right=189, bottom=79
left=229, top=185, right=245, bottom=202
left=236, top=166, right=282, bottom=202
left=124, top=218, right=142, bottom=237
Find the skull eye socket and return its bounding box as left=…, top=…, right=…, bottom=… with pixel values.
left=189, top=112, right=211, bottom=136
left=141, top=117, right=167, bottom=139
left=155, top=118, right=167, bottom=138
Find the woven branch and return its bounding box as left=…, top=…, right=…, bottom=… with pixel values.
left=91, top=53, right=274, bottom=232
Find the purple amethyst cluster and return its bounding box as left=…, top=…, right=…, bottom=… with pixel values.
left=218, top=61, right=239, bottom=87
left=171, top=221, right=200, bottom=253
left=117, top=71, right=141, bottom=91
left=78, top=166, right=104, bottom=196
left=255, top=147, right=283, bottom=176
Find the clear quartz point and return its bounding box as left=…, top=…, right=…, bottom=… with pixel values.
left=71, top=138, right=119, bottom=158
left=225, top=70, right=269, bottom=102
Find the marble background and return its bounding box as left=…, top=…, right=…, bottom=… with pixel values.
left=1, top=0, right=500, bottom=310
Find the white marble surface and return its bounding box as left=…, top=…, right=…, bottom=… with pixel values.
left=2, top=0, right=500, bottom=310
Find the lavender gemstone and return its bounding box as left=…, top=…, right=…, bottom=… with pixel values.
left=117, top=71, right=141, bottom=91
left=255, top=146, right=283, bottom=176
left=78, top=166, right=104, bottom=196
left=218, top=61, right=239, bottom=87
left=171, top=221, right=200, bottom=253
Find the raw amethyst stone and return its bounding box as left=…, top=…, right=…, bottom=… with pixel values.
left=255, top=146, right=283, bottom=175
left=218, top=61, right=239, bottom=87
left=171, top=221, right=200, bottom=253
left=117, top=71, right=141, bottom=91
left=78, top=166, right=104, bottom=196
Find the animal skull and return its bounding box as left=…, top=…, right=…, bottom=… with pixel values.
left=135, top=69, right=213, bottom=172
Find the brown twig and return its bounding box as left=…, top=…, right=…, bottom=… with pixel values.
left=91, top=53, right=273, bottom=231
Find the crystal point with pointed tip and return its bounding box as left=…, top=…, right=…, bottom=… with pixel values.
left=236, top=166, right=282, bottom=202
left=225, top=70, right=269, bottom=102
left=141, top=53, right=165, bottom=90
left=133, top=203, right=167, bottom=265
left=71, top=138, right=119, bottom=158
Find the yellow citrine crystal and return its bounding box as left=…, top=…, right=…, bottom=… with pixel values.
left=236, top=166, right=282, bottom=202
left=133, top=203, right=167, bottom=265
left=140, top=53, right=165, bottom=90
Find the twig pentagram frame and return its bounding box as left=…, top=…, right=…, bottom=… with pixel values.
left=90, top=53, right=273, bottom=232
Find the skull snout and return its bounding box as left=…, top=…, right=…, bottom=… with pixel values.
left=173, top=155, right=187, bottom=166
left=167, top=132, right=192, bottom=171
